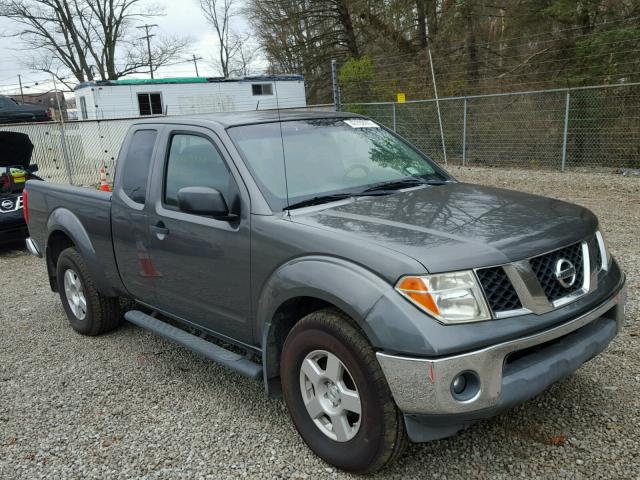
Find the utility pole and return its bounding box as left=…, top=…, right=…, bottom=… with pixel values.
left=136, top=23, right=158, bottom=79
left=18, top=74, right=25, bottom=103
left=192, top=54, right=203, bottom=77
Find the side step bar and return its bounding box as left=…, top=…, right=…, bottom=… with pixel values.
left=124, top=310, right=262, bottom=380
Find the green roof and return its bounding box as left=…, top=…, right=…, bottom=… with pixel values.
left=74, top=75, right=305, bottom=91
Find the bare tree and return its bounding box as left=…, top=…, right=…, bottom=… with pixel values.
left=199, top=0, right=238, bottom=77
left=229, top=33, right=261, bottom=76
left=0, top=0, right=189, bottom=84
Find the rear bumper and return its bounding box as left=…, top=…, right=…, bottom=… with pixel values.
left=376, top=278, right=626, bottom=442
left=25, top=237, right=42, bottom=257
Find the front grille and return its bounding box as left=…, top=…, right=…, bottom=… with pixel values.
left=476, top=266, right=522, bottom=313
left=530, top=242, right=584, bottom=302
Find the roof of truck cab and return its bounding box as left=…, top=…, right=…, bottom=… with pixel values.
left=133, top=110, right=362, bottom=129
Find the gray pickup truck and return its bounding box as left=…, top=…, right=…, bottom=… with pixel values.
left=25, top=111, right=626, bottom=473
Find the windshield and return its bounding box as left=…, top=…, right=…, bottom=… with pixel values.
left=228, top=118, right=447, bottom=210
left=0, top=96, right=16, bottom=107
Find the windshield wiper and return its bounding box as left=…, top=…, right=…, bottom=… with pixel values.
left=422, top=178, right=450, bottom=185
left=361, top=176, right=449, bottom=194
left=286, top=193, right=353, bottom=210
left=286, top=190, right=392, bottom=210
left=361, top=177, right=425, bottom=193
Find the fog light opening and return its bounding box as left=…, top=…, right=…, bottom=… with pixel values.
left=452, top=375, right=467, bottom=394
left=450, top=371, right=480, bottom=401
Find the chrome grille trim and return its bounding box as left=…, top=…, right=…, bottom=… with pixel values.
left=595, top=231, right=609, bottom=272
left=477, top=239, right=597, bottom=318
left=551, top=242, right=590, bottom=309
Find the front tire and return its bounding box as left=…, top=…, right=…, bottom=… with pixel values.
left=56, top=247, right=121, bottom=336
left=280, top=309, right=407, bottom=473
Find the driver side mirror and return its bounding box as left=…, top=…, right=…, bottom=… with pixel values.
left=27, top=164, right=38, bottom=173
left=177, top=186, right=237, bottom=220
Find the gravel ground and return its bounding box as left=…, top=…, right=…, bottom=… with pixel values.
left=1, top=166, right=638, bottom=479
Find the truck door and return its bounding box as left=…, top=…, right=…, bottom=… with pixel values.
left=111, top=126, right=161, bottom=303
left=145, top=127, right=252, bottom=344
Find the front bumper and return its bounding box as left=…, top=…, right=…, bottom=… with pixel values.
left=376, top=279, right=626, bottom=441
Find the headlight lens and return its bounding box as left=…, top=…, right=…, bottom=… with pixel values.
left=595, top=230, right=611, bottom=271
left=395, top=271, right=491, bottom=324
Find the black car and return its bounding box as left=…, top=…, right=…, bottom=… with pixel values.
left=0, top=96, right=51, bottom=123
left=0, top=132, right=41, bottom=245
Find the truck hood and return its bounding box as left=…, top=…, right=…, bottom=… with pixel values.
left=0, top=132, right=34, bottom=169
left=290, top=182, right=598, bottom=272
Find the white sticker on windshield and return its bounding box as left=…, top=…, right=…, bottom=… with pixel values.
left=344, top=119, right=380, bottom=128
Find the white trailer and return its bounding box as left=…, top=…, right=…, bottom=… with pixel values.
left=74, top=75, right=306, bottom=120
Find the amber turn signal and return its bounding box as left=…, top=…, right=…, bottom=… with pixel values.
left=396, top=276, right=441, bottom=316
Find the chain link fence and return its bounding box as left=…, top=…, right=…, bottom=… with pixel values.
left=343, top=83, right=640, bottom=170
left=0, top=119, right=132, bottom=185
left=0, top=83, right=637, bottom=187
left=0, top=105, right=336, bottom=186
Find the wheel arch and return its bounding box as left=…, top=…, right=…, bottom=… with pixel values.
left=257, top=256, right=393, bottom=396
left=46, top=208, right=117, bottom=296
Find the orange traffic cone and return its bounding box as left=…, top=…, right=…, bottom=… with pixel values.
left=99, top=167, right=111, bottom=192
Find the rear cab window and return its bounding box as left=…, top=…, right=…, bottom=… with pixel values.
left=121, top=129, right=157, bottom=204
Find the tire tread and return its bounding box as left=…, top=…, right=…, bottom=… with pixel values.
left=283, top=308, right=408, bottom=473
left=57, top=247, right=121, bottom=336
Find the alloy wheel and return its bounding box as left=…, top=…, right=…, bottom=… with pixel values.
left=299, top=349, right=362, bottom=442
left=63, top=269, right=87, bottom=320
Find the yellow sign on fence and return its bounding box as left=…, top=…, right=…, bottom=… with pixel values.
left=396, top=92, right=406, bottom=103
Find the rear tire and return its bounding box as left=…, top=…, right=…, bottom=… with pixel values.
left=56, top=247, right=121, bottom=336
left=280, top=308, right=407, bottom=473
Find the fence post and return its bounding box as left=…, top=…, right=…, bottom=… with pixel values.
left=561, top=90, right=571, bottom=172
left=392, top=103, right=397, bottom=132
left=331, top=59, right=341, bottom=111
left=51, top=74, right=74, bottom=184
left=58, top=123, right=74, bottom=185
left=462, top=96, right=468, bottom=166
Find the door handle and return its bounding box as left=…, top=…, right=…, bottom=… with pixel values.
left=150, top=222, right=169, bottom=238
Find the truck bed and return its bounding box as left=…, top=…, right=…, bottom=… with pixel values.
left=25, top=180, right=122, bottom=294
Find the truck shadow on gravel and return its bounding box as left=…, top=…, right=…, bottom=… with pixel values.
left=116, top=322, right=614, bottom=475
left=395, top=373, right=615, bottom=473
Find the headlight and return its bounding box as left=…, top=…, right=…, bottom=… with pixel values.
left=595, top=230, right=612, bottom=271
left=395, top=271, right=491, bottom=324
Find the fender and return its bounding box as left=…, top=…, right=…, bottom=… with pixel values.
left=257, top=255, right=395, bottom=393
left=46, top=208, right=118, bottom=297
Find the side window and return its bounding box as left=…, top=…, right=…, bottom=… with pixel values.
left=121, top=129, right=157, bottom=204
left=251, top=83, right=273, bottom=96
left=164, top=134, right=233, bottom=208
left=79, top=97, right=88, bottom=120
left=137, top=93, right=163, bottom=116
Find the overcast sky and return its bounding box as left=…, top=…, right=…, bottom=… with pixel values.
left=0, top=0, right=257, bottom=97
